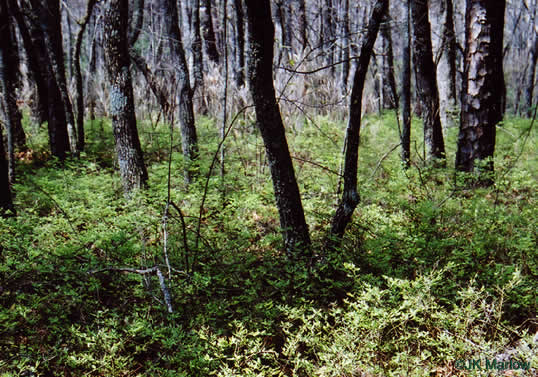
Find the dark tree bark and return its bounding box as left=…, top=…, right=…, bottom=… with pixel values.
left=38, top=0, right=78, bottom=154
left=525, top=32, right=538, bottom=117
left=401, top=0, right=411, bottom=168
left=329, top=0, right=387, bottom=246
left=245, top=0, right=311, bottom=257
left=191, top=0, right=204, bottom=89
left=104, top=0, right=148, bottom=194
left=232, top=0, right=245, bottom=86
left=0, top=0, right=23, bottom=183
left=456, top=0, right=506, bottom=181
left=19, top=0, right=70, bottom=159
left=162, top=0, right=199, bottom=184
left=380, top=2, right=398, bottom=110
left=74, top=0, right=98, bottom=152
left=201, top=0, right=219, bottom=63
left=0, top=124, right=14, bottom=217
left=443, top=0, right=458, bottom=108
left=411, top=0, right=446, bottom=162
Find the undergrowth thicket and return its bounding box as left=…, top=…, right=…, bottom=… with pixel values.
left=0, top=113, right=536, bottom=376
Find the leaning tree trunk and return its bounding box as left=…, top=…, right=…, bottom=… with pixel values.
left=411, top=0, right=446, bottom=163
left=104, top=0, right=148, bottom=195
left=163, top=0, right=199, bottom=184
left=329, top=0, right=387, bottom=247
left=401, top=0, right=412, bottom=168
left=245, top=0, right=311, bottom=257
left=456, top=0, right=505, bottom=182
left=74, top=0, right=98, bottom=152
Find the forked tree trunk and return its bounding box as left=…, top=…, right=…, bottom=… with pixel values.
left=411, top=0, right=446, bottom=163
left=456, top=0, right=505, bottom=182
left=162, top=0, right=199, bottom=184
left=329, top=0, right=387, bottom=246
left=104, top=0, right=148, bottom=195
left=245, top=0, right=311, bottom=257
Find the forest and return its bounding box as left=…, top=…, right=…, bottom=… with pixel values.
left=0, top=0, right=536, bottom=375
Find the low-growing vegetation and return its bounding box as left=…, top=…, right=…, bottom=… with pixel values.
left=0, top=113, right=536, bottom=376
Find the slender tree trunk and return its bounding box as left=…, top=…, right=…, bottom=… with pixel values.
left=191, top=0, right=204, bottom=89
left=0, top=125, right=14, bottom=217
left=40, top=0, right=78, bottom=155
left=329, top=0, right=388, bottom=246
left=9, top=0, right=48, bottom=125
left=456, top=0, right=505, bottom=182
left=525, top=32, right=538, bottom=117
left=128, top=0, right=145, bottom=46
left=0, top=0, right=22, bottom=183
left=245, top=0, right=311, bottom=257
left=104, top=0, right=148, bottom=195
left=201, top=0, right=219, bottom=63
left=341, top=0, right=350, bottom=93
left=380, top=2, right=398, bottom=110
left=411, top=0, right=446, bottom=163
left=74, top=0, right=98, bottom=152
left=232, top=0, right=245, bottom=86
left=401, top=0, right=411, bottom=168
left=444, top=0, right=457, bottom=107
left=296, top=0, right=307, bottom=51
left=322, top=0, right=335, bottom=76
left=163, top=0, right=199, bottom=184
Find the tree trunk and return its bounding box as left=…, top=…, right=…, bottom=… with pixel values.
left=0, top=124, right=14, bottom=217
left=380, top=2, right=398, bottom=110
left=296, top=0, right=307, bottom=51
left=9, top=0, right=48, bottom=125
left=104, top=0, right=148, bottom=195
left=0, top=0, right=23, bottom=183
left=322, top=0, right=335, bottom=76
left=456, top=0, right=505, bottom=182
left=201, top=0, right=219, bottom=63
left=411, top=0, right=446, bottom=163
left=329, top=0, right=387, bottom=246
left=191, top=0, right=204, bottom=89
left=245, top=0, right=311, bottom=257
left=525, top=32, right=538, bottom=117
left=74, top=0, right=98, bottom=152
left=39, top=0, right=78, bottom=155
left=163, top=0, right=199, bottom=184
left=401, top=0, right=411, bottom=168
left=340, top=0, right=350, bottom=93
left=232, top=0, right=245, bottom=87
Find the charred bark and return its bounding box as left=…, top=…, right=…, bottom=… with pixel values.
left=245, top=0, right=311, bottom=257
left=456, top=0, right=505, bottom=182
left=411, top=0, right=446, bottom=162
left=104, top=0, right=148, bottom=194
left=329, top=0, right=387, bottom=246
left=232, top=0, right=245, bottom=86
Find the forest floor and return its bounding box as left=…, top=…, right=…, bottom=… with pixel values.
left=0, top=113, right=536, bottom=376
